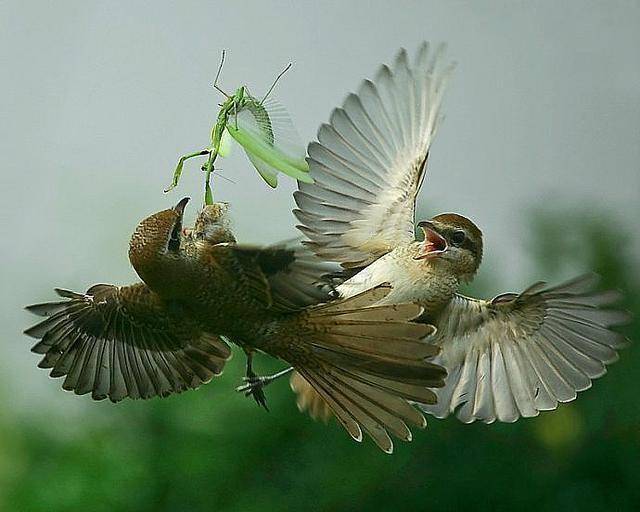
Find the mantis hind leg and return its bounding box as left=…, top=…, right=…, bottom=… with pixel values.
left=164, top=149, right=210, bottom=193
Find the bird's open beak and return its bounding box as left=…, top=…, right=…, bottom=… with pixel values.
left=414, top=221, right=448, bottom=260
left=173, top=197, right=190, bottom=218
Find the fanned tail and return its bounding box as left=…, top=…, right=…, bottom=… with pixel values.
left=288, top=285, right=445, bottom=453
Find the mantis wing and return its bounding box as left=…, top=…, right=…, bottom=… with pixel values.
left=226, top=96, right=313, bottom=186
left=244, top=150, right=279, bottom=188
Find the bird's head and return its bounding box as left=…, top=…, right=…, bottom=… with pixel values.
left=128, top=197, right=190, bottom=280
left=415, top=213, right=483, bottom=282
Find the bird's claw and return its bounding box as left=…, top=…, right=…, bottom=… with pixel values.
left=236, top=375, right=269, bottom=411
left=236, top=366, right=292, bottom=412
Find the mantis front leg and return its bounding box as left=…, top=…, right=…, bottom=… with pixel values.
left=233, top=100, right=239, bottom=130
left=201, top=148, right=221, bottom=205
left=200, top=114, right=231, bottom=204
left=204, top=166, right=214, bottom=205
left=165, top=149, right=210, bottom=193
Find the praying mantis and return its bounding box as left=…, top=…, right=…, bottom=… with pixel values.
left=165, top=51, right=312, bottom=204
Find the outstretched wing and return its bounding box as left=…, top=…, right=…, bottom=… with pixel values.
left=24, top=283, right=232, bottom=402
left=295, top=42, right=454, bottom=269
left=421, top=275, right=630, bottom=423
left=226, top=96, right=312, bottom=187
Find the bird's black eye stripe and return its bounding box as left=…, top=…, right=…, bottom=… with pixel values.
left=451, top=230, right=466, bottom=246
left=168, top=221, right=181, bottom=252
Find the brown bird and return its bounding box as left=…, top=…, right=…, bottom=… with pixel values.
left=25, top=197, right=447, bottom=452
left=292, top=43, right=630, bottom=423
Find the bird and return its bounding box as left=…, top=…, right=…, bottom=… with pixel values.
left=291, top=42, right=631, bottom=424
left=24, top=197, right=448, bottom=453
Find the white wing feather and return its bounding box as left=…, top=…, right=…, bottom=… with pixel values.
left=295, top=43, right=455, bottom=268
left=422, top=275, right=630, bottom=423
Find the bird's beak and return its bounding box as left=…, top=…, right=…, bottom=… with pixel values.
left=414, top=221, right=448, bottom=260
left=173, top=197, right=190, bottom=218
left=167, top=198, right=190, bottom=252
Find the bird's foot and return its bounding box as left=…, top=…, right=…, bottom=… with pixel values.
left=235, top=367, right=294, bottom=411
left=236, top=374, right=270, bottom=411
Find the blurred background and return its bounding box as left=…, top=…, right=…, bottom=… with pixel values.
left=1, top=1, right=639, bottom=510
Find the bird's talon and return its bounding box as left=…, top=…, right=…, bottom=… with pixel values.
left=236, top=375, right=270, bottom=410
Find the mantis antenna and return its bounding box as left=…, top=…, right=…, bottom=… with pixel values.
left=260, top=62, right=292, bottom=104
left=213, top=50, right=230, bottom=98
left=212, top=169, right=236, bottom=185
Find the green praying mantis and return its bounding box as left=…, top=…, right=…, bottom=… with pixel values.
left=165, top=50, right=313, bottom=204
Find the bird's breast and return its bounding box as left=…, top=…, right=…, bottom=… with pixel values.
left=337, top=244, right=459, bottom=312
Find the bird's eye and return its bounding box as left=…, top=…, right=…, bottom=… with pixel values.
left=451, top=230, right=466, bottom=246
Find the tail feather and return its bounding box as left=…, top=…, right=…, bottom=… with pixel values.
left=299, top=368, right=395, bottom=452
left=291, top=285, right=445, bottom=453
left=310, top=346, right=445, bottom=386
left=298, top=369, right=364, bottom=442
left=323, top=370, right=410, bottom=448
left=310, top=329, right=437, bottom=362
left=336, top=367, right=439, bottom=405
left=310, top=301, right=431, bottom=323
left=327, top=366, right=425, bottom=429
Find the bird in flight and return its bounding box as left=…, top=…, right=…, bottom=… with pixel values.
left=25, top=198, right=448, bottom=453
left=292, top=42, right=630, bottom=424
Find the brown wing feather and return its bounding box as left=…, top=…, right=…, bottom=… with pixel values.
left=215, top=242, right=339, bottom=313
left=25, top=283, right=231, bottom=402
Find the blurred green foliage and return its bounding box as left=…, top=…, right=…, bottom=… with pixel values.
left=2, top=211, right=638, bottom=512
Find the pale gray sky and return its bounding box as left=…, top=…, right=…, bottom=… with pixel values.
left=2, top=1, right=639, bottom=412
